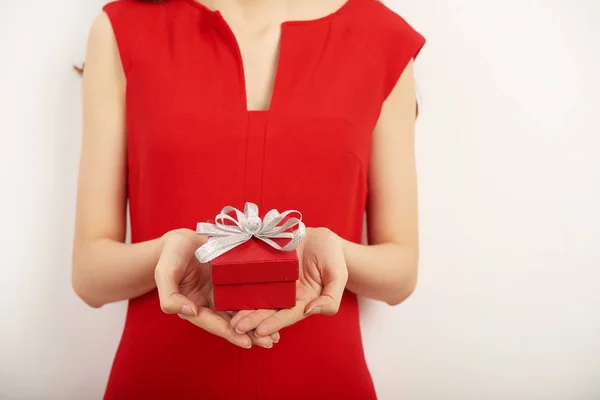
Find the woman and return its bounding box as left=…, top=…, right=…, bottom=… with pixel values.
left=72, top=0, right=424, bottom=398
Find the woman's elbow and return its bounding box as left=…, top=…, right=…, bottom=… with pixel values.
left=71, top=262, right=104, bottom=308
left=72, top=278, right=103, bottom=308
left=386, top=265, right=418, bottom=306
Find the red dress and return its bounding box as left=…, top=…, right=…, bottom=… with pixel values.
left=102, top=0, right=424, bottom=398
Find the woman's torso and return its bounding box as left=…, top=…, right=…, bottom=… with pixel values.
left=101, top=0, right=424, bottom=398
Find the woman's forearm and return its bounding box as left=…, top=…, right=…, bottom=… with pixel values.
left=342, top=239, right=418, bottom=305
left=71, top=234, right=166, bottom=308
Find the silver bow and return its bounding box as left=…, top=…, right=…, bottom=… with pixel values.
left=195, top=202, right=306, bottom=263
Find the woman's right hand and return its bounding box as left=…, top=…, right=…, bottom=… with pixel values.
left=154, top=229, right=279, bottom=349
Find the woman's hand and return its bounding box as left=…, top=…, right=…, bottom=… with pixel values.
left=230, top=227, right=348, bottom=337
left=154, top=229, right=280, bottom=349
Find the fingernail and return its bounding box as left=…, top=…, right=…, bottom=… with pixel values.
left=262, top=344, right=273, bottom=349
left=181, top=305, right=195, bottom=316
left=305, top=306, right=322, bottom=316
left=273, top=336, right=280, bottom=344
left=242, top=344, right=252, bottom=349
left=235, top=328, right=244, bottom=334
left=253, top=331, right=260, bottom=338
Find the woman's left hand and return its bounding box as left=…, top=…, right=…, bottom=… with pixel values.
left=229, top=227, right=348, bottom=337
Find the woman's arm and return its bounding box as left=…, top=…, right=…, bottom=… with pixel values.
left=343, top=60, right=420, bottom=306
left=72, top=13, right=166, bottom=307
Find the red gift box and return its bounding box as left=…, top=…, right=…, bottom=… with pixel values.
left=210, top=237, right=299, bottom=311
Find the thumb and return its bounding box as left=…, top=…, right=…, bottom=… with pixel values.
left=155, top=231, right=198, bottom=316
left=164, top=293, right=197, bottom=317
left=304, top=296, right=339, bottom=316
left=304, top=257, right=347, bottom=316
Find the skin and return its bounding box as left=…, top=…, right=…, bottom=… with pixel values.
left=72, top=0, right=419, bottom=349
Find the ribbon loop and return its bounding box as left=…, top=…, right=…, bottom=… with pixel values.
left=195, top=202, right=305, bottom=263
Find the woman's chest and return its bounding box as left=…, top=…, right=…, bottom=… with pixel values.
left=127, top=23, right=382, bottom=155
left=124, top=18, right=385, bottom=217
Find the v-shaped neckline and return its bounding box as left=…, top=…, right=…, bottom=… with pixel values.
left=181, top=0, right=357, bottom=113
left=181, top=0, right=356, bottom=27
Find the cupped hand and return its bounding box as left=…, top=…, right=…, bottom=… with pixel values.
left=230, top=227, right=348, bottom=337
left=155, top=229, right=280, bottom=348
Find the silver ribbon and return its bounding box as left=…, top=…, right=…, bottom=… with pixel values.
left=195, top=202, right=306, bottom=263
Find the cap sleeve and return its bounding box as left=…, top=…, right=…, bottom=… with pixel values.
left=382, top=15, right=425, bottom=101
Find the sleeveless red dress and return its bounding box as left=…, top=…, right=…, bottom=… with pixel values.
left=101, top=0, right=424, bottom=398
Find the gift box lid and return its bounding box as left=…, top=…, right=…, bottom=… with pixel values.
left=210, top=238, right=299, bottom=285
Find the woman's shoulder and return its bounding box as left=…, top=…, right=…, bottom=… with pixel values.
left=102, top=0, right=172, bottom=16
left=100, top=0, right=182, bottom=33
left=345, top=0, right=425, bottom=52
left=101, top=0, right=185, bottom=33
left=343, top=0, right=425, bottom=98
left=98, top=0, right=182, bottom=74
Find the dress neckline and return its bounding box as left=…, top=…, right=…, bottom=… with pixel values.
left=180, top=0, right=357, bottom=27
left=179, top=0, right=359, bottom=113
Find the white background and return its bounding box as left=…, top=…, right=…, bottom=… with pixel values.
left=1, top=0, right=599, bottom=399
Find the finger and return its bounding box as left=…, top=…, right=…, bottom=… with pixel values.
left=181, top=307, right=252, bottom=349
left=217, top=311, right=234, bottom=323
left=248, top=330, right=276, bottom=348
left=233, top=309, right=278, bottom=334
left=271, top=331, right=280, bottom=343
left=229, top=310, right=254, bottom=331
left=155, top=233, right=197, bottom=316
left=255, top=302, right=306, bottom=337
left=305, top=256, right=348, bottom=316
left=226, top=312, right=279, bottom=347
